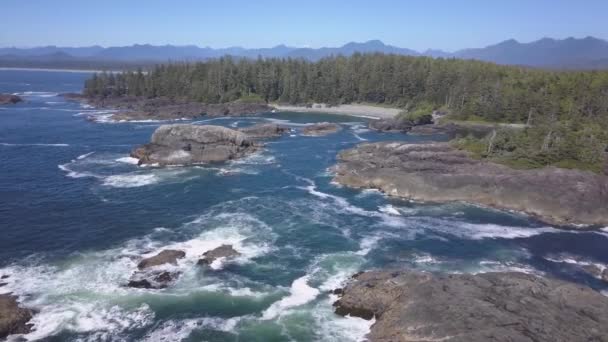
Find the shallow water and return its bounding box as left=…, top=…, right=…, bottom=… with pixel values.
left=1, top=69, right=608, bottom=341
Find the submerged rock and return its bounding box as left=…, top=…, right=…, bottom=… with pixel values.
left=131, top=124, right=260, bottom=166
left=137, top=249, right=185, bottom=270
left=334, top=270, right=608, bottom=342
left=301, top=122, right=342, bottom=136
left=239, top=123, right=289, bottom=139
left=0, top=294, right=34, bottom=338
left=0, top=94, right=23, bottom=105
left=198, top=245, right=240, bottom=266
left=332, top=142, right=608, bottom=226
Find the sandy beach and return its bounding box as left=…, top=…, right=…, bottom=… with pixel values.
left=273, top=103, right=401, bottom=119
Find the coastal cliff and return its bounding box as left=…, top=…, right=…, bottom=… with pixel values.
left=333, top=270, right=608, bottom=342
left=332, top=142, right=608, bottom=226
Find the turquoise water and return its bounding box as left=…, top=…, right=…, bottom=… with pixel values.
left=1, top=69, right=608, bottom=341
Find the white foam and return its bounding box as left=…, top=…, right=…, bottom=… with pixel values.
left=378, top=204, right=401, bottom=216
left=352, top=132, right=368, bottom=141
left=14, top=91, right=59, bottom=98
left=102, top=174, right=159, bottom=188
left=356, top=235, right=382, bottom=256
left=1, top=142, right=69, bottom=147
left=77, top=152, right=95, bottom=160
left=262, top=276, right=320, bottom=320
left=115, top=156, right=140, bottom=165
left=141, top=317, right=241, bottom=342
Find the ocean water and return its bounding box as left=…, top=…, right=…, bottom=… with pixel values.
left=1, top=69, right=608, bottom=341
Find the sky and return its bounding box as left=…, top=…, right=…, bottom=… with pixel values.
left=1, top=0, right=607, bottom=51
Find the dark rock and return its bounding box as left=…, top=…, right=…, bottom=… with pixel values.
left=131, top=124, right=260, bottom=166
left=334, top=270, right=608, bottom=342
left=0, top=283, right=6, bottom=288
left=239, top=123, right=289, bottom=139
left=60, top=92, right=87, bottom=102
left=331, top=288, right=344, bottom=296
left=332, top=142, right=608, bottom=226
left=368, top=118, right=413, bottom=132
left=127, top=271, right=180, bottom=289
left=198, top=245, right=240, bottom=266
left=301, top=122, right=342, bottom=136
left=0, top=94, right=23, bottom=105
left=75, top=95, right=272, bottom=122
left=137, top=249, right=185, bottom=270
left=581, top=264, right=608, bottom=283
left=0, top=275, right=8, bottom=280
left=0, top=294, right=34, bottom=339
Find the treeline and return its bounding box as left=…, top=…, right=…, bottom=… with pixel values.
left=84, top=54, right=608, bottom=173
left=85, top=53, right=608, bottom=125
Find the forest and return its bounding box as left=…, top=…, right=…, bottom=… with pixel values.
left=84, top=53, right=608, bottom=173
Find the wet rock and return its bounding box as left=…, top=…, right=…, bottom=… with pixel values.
left=131, top=124, right=260, bottom=166
left=198, top=245, right=240, bottom=266
left=332, top=142, right=608, bottom=226
left=334, top=270, right=608, bottom=342
left=60, top=92, right=87, bottom=102
left=0, top=94, right=23, bottom=105
left=368, top=118, right=413, bottom=132
left=239, top=123, right=289, bottom=139
left=137, top=249, right=185, bottom=270
left=127, top=271, right=180, bottom=289
left=301, top=122, right=342, bottom=136
left=0, top=275, right=8, bottom=280
left=582, top=264, right=608, bottom=283
left=0, top=294, right=34, bottom=339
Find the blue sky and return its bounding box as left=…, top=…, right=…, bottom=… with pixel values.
left=1, top=0, right=607, bottom=51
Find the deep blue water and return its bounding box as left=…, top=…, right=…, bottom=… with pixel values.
left=1, top=69, right=607, bottom=341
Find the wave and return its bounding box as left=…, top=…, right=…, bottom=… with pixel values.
left=378, top=204, right=401, bottom=216
left=115, top=156, right=140, bottom=165
left=102, top=174, right=160, bottom=188
left=262, top=275, right=320, bottom=320
left=13, top=91, right=59, bottom=98
left=141, top=317, right=241, bottom=342
left=1, top=142, right=69, bottom=147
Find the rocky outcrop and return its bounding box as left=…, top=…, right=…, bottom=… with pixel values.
left=582, top=264, right=608, bottom=283
left=301, top=122, right=342, bottom=136
left=69, top=95, right=273, bottom=121
left=333, top=270, right=608, bottom=342
left=332, top=142, right=608, bottom=226
left=131, top=124, right=260, bottom=166
left=0, top=294, right=34, bottom=338
left=239, top=123, right=289, bottom=139
left=197, top=245, right=240, bottom=266
left=137, top=249, right=185, bottom=269
left=0, top=94, right=23, bottom=105
left=126, top=250, right=186, bottom=289
left=368, top=118, right=413, bottom=132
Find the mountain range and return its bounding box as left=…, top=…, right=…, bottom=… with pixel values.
left=2, top=37, right=608, bottom=69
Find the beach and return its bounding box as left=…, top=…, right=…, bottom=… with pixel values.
left=273, top=103, right=401, bottom=119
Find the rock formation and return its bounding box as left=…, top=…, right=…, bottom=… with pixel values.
left=197, top=245, right=240, bottom=266
left=368, top=118, right=413, bottom=132
left=239, top=123, right=289, bottom=139
left=0, top=294, right=34, bottom=338
left=131, top=124, right=260, bottom=166
left=0, top=94, right=23, bottom=105
left=301, top=122, right=342, bottom=136
left=137, top=249, right=185, bottom=269
left=332, top=142, right=608, bottom=226
left=334, top=270, right=608, bottom=342
left=126, top=249, right=186, bottom=289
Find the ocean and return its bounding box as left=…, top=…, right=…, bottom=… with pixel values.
left=1, top=69, right=607, bottom=341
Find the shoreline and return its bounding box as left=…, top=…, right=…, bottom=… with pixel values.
left=0, top=67, right=119, bottom=73
left=272, top=103, right=401, bottom=120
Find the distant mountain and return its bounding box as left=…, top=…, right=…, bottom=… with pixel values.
left=2, top=37, right=608, bottom=69
left=453, top=36, right=608, bottom=68
left=287, top=40, right=419, bottom=60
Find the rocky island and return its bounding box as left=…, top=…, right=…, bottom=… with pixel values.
left=333, top=270, right=608, bottom=342
left=131, top=124, right=261, bottom=166
left=332, top=142, right=608, bottom=226
left=0, top=94, right=23, bottom=105
left=301, top=122, right=342, bottom=136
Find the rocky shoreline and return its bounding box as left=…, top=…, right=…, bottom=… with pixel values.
left=0, top=293, right=34, bottom=338
left=333, top=270, right=608, bottom=341
left=332, top=142, right=608, bottom=226
left=0, top=94, right=23, bottom=105
left=62, top=94, right=273, bottom=121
